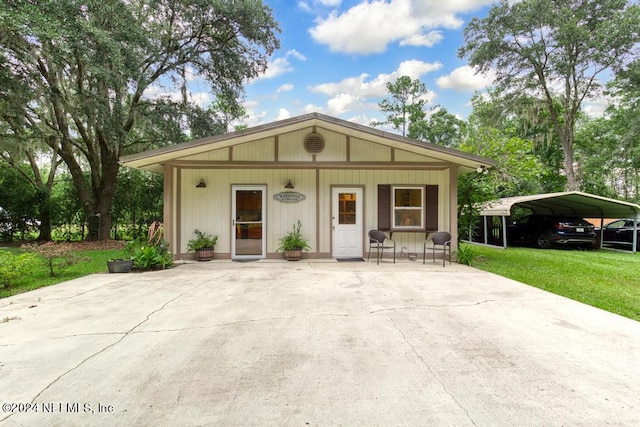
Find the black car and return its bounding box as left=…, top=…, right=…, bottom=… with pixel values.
left=602, top=218, right=640, bottom=248
left=508, top=214, right=597, bottom=249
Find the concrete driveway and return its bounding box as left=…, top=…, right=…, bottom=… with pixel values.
left=1, top=259, right=639, bottom=426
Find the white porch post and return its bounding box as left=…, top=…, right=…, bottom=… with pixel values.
left=163, top=164, right=176, bottom=259
left=449, top=166, right=458, bottom=252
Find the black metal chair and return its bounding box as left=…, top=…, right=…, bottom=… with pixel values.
left=423, top=231, right=451, bottom=267
left=367, top=230, right=396, bottom=264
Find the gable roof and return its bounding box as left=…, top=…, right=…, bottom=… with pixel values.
left=120, top=112, right=494, bottom=174
left=480, top=191, right=640, bottom=219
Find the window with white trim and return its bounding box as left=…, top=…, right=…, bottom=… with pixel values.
left=392, top=186, right=424, bottom=229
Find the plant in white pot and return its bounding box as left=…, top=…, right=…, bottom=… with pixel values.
left=186, top=229, right=218, bottom=261
left=277, top=220, right=311, bottom=261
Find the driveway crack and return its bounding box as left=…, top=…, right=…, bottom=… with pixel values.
left=386, top=314, right=477, bottom=426
left=0, top=279, right=209, bottom=423
left=370, top=299, right=503, bottom=314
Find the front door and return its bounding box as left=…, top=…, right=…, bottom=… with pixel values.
left=232, top=185, right=266, bottom=259
left=332, top=187, right=363, bottom=258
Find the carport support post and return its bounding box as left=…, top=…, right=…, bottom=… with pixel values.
left=599, top=217, right=604, bottom=250
left=502, top=216, right=508, bottom=248
left=483, top=216, right=488, bottom=245
left=633, top=217, right=638, bottom=254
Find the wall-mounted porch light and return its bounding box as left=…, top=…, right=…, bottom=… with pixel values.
left=285, top=180, right=294, bottom=189
left=196, top=179, right=207, bottom=188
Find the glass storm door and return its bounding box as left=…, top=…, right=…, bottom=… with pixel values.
left=232, top=185, right=266, bottom=259
left=332, top=187, right=363, bottom=258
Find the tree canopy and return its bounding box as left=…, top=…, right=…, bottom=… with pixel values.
left=371, top=76, right=428, bottom=137
left=0, top=0, right=280, bottom=239
left=459, top=0, right=640, bottom=190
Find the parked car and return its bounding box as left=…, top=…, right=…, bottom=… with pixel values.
left=508, top=214, right=597, bottom=249
left=602, top=219, right=640, bottom=248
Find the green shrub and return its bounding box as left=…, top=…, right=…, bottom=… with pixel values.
left=277, top=220, right=311, bottom=252
left=129, top=239, right=172, bottom=271
left=21, top=242, right=89, bottom=277
left=186, top=229, right=218, bottom=252
left=456, top=244, right=477, bottom=266
left=0, top=250, right=36, bottom=287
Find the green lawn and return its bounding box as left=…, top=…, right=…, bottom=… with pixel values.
left=0, top=247, right=124, bottom=299
left=467, top=244, right=640, bottom=322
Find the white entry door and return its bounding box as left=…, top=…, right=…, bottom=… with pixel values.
left=232, top=185, right=266, bottom=260
left=332, top=187, right=363, bottom=258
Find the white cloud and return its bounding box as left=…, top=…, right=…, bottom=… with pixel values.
left=303, top=103, right=324, bottom=114
left=319, top=0, right=342, bottom=6
left=326, top=93, right=356, bottom=115
left=309, top=60, right=442, bottom=98
left=287, top=49, right=307, bottom=61
left=298, top=1, right=312, bottom=12
left=582, top=97, right=611, bottom=118
left=306, top=60, right=441, bottom=118
left=309, top=0, right=493, bottom=54
left=257, top=50, right=307, bottom=80
left=277, top=84, right=294, bottom=92
left=399, top=31, right=443, bottom=48
left=436, top=65, right=495, bottom=92
left=275, top=108, right=292, bottom=120
left=299, top=0, right=342, bottom=13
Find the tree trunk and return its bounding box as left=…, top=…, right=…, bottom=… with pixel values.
left=37, top=207, right=52, bottom=241
left=85, top=178, right=118, bottom=241
left=561, top=131, right=578, bottom=191
left=87, top=211, right=113, bottom=241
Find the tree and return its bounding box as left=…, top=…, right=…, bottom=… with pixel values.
left=112, top=168, right=164, bottom=240
left=409, top=106, right=466, bottom=147
left=0, top=0, right=279, bottom=240
left=467, top=90, right=566, bottom=193
left=371, top=76, right=429, bottom=137
left=459, top=0, right=640, bottom=190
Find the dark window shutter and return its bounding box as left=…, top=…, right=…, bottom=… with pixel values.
left=425, top=185, right=438, bottom=231
left=377, top=185, right=391, bottom=230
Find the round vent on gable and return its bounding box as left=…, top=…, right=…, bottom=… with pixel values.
left=304, top=132, right=325, bottom=155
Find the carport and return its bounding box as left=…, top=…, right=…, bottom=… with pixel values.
left=473, top=191, right=640, bottom=253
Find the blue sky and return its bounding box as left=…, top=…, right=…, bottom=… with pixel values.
left=239, top=0, right=498, bottom=128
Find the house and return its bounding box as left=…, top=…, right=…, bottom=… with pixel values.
left=120, top=113, right=494, bottom=261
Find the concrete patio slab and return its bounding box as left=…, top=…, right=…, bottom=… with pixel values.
left=1, top=260, right=639, bottom=425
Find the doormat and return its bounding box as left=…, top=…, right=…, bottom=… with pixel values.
left=232, top=259, right=259, bottom=262
left=336, top=258, right=365, bottom=262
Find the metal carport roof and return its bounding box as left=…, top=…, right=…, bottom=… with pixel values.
left=476, top=191, right=640, bottom=253
left=480, top=191, right=640, bottom=219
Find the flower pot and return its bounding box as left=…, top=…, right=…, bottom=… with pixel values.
left=107, top=259, right=133, bottom=273
left=195, top=247, right=215, bottom=261
left=284, top=248, right=303, bottom=261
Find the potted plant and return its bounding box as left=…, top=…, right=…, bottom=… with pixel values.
left=277, top=220, right=311, bottom=261
left=105, top=242, right=135, bottom=273
left=106, top=258, right=133, bottom=273
left=186, top=229, right=218, bottom=261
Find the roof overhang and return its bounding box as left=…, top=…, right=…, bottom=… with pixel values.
left=480, top=191, right=640, bottom=219
left=120, top=112, right=495, bottom=174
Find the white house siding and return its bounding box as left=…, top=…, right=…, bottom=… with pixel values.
left=349, top=138, right=391, bottom=162
left=174, top=165, right=449, bottom=259
left=178, top=168, right=317, bottom=257
left=176, top=147, right=229, bottom=162
left=318, top=169, right=449, bottom=255
left=232, top=137, right=275, bottom=161
left=394, top=149, right=443, bottom=163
